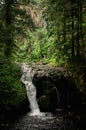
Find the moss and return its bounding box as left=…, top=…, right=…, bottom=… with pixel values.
left=38, top=95, right=52, bottom=111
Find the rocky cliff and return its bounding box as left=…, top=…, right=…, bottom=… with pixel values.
left=32, top=64, right=82, bottom=111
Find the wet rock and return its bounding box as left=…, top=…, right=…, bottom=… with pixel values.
left=32, top=64, right=82, bottom=111
left=38, top=95, right=51, bottom=111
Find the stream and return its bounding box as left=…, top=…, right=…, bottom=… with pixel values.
left=0, top=110, right=82, bottom=130
left=12, top=113, right=79, bottom=130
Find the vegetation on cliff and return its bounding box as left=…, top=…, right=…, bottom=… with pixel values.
left=0, top=59, right=28, bottom=118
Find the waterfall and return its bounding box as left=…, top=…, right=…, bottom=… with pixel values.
left=54, top=87, right=60, bottom=108
left=21, top=63, right=42, bottom=116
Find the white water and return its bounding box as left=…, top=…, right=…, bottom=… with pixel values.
left=21, top=63, right=43, bottom=116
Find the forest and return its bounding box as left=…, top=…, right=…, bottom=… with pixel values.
left=0, top=0, right=86, bottom=129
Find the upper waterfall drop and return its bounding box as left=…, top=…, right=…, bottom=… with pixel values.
left=21, top=63, right=43, bottom=116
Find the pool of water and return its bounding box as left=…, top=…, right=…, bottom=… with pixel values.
left=1, top=110, right=83, bottom=130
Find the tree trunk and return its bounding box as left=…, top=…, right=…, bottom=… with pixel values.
left=79, top=0, right=85, bottom=61
left=63, top=14, right=66, bottom=44
left=79, top=0, right=83, bottom=43
left=4, top=0, right=12, bottom=58
left=77, top=1, right=80, bottom=58
left=71, top=0, right=75, bottom=59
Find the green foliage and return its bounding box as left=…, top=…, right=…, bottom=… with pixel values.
left=0, top=0, right=86, bottom=64
left=41, top=0, right=86, bottom=63
left=27, top=28, right=58, bottom=64
left=0, top=60, right=27, bottom=112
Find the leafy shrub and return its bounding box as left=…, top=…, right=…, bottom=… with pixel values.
left=0, top=60, right=27, bottom=113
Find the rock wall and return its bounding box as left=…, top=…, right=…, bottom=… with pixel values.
left=32, top=64, right=82, bottom=111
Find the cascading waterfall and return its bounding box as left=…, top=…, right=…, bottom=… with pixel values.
left=21, top=63, right=42, bottom=116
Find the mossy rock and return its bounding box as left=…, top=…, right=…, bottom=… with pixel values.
left=38, top=95, right=52, bottom=111
left=33, top=64, right=82, bottom=109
